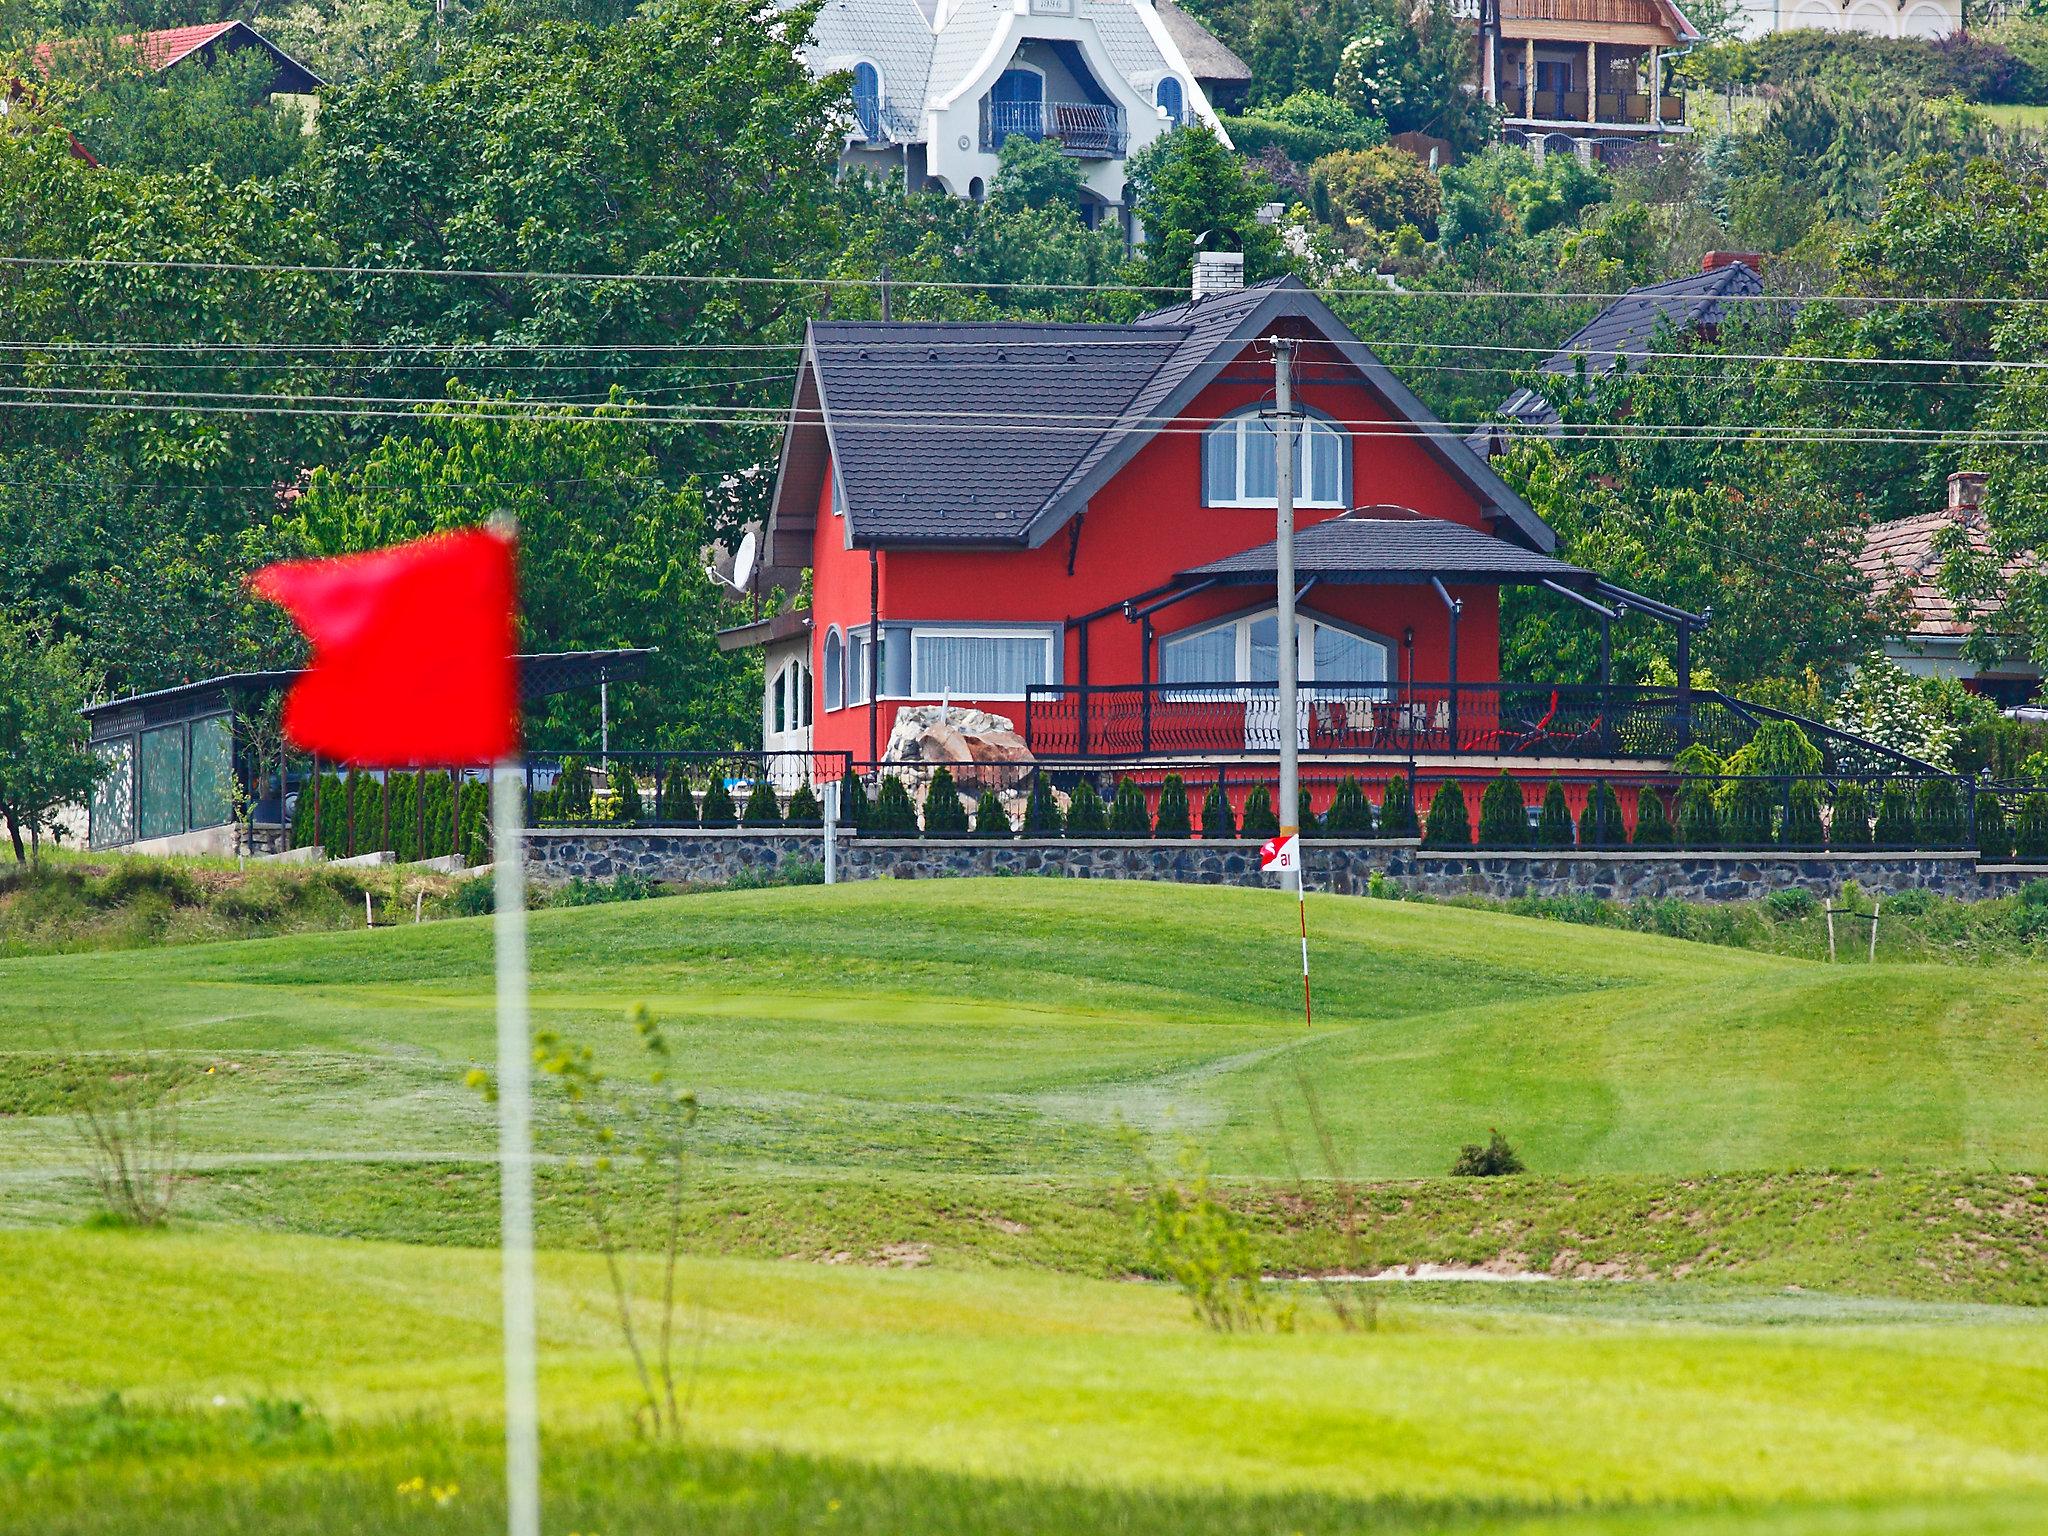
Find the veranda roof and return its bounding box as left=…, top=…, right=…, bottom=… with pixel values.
left=1178, top=516, right=1598, bottom=588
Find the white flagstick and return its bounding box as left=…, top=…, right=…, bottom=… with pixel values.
left=493, top=758, right=540, bottom=1533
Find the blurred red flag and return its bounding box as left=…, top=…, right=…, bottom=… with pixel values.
left=252, top=528, right=519, bottom=767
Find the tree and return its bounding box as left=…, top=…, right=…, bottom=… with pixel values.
left=1123, top=124, right=1284, bottom=293
left=1308, top=145, right=1441, bottom=251
left=54, top=45, right=310, bottom=184
left=0, top=616, right=102, bottom=863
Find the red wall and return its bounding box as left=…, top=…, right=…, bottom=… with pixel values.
left=807, top=346, right=1509, bottom=758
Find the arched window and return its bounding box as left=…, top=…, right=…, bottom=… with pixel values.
left=990, top=66, right=1045, bottom=143
left=822, top=629, right=844, bottom=711
left=1161, top=611, right=1390, bottom=688
left=851, top=61, right=882, bottom=141
left=1155, top=76, right=1185, bottom=122
left=1202, top=406, right=1347, bottom=508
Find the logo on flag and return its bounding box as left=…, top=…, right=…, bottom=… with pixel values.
left=1259, top=832, right=1300, bottom=874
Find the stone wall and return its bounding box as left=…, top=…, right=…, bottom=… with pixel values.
left=527, top=828, right=2048, bottom=903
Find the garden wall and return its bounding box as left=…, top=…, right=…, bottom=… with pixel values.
left=526, top=829, right=2048, bottom=903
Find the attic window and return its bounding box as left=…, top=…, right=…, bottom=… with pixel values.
left=1203, top=405, right=1347, bottom=509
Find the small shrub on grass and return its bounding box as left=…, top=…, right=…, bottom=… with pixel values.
left=1322, top=777, right=1373, bottom=835
left=1916, top=778, right=1966, bottom=848
left=1240, top=786, right=1279, bottom=838
left=973, top=790, right=1012, bottom=836
left=2017, top=792, right=2048, bottom=860
left=1153, top=774, right=1192, bottom=838
left=869, top=776, right=918, bottom=834
left=1064, top=780, right=1109, bottom=836
left=1536, top=781, right=1575, bottom=848
left=1478, top=773, right=1527, bottom=848
left=698, top=778, right=738, bottom=828
left=1107, top=777, right=1152, bottom=837
left=1137, top=1143, right=1286, bottom=1334
left=922, top=768, right=970, bottom=835
left=1765, top=887, right=1819, bottom=921
left=1376, top=774, right=1419, bottom=838
left=1781, top=782, right=1824, bottom=849
left=1449, top=1128, right=1524, bottom=1177
left=1874, top=781, right=1916, bottom=847
left=1632, top=787, right=1674, bottom=846
left=551, top=872, right=659, bottom=907
left=656, top=763, right=694, bottom=825
left=1975, top=791, right=2013, bottom=859
left=785, top=784, right=822, bottom=824
left=1421, top=782, right=1471, bottom=848
left=740, top=780, right=782, bottom=828
left=1579, top=782, right=1624, bottom=849
left=1022, top=776, right=1064, bottom=835
left=1199, top=781, right=1237, bottom=839
left=1831, top=782, right=1872, bottom=848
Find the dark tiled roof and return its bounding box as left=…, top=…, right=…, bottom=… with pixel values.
left=1182, top=515, right=1593, bottom=585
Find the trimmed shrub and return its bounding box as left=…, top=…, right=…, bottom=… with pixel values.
left=1477, top=773, right=1528, bottom=849
left=921, top=767, right=970, bottom=835
left=1297, top=788, right=1319, bottom=837
left=387, top=772, right=418, bottom=861
left=786, top=784, right=822, bottom=824
left=1154, top=774, right=1192, bottom=838
left=698, top=777, right=738, bottom=828
left=1873, top=781, right=1916, bottom=847
left=869, top=775, right=918, bottom=833
left=1200, top=781, right=1238, bottom=840
left=1632, top=787, right=1674, bottom=846
left=1975, top=789, right=2013, bottom=860
left=2014, top=792, right=2048, bottom=861
left=1830, top=781, right=1871, bottom=848
left=656, top=762, right=694, bottom=825
left=1107, top=777, right=1152, bottom=837
left=1240, top=786, right=1279, bottom=838
left=837, top=774, right=869, bottom=828
left=1450, top=1129, right=1524, bottom=1177
left=1781, top=781, right=1824, bottom=848
left=1322, top=777, right=1373, bottom=835
left=1675, top=745, right=1722, bottom=849
left=1422, top=782, right=1471, bottom=848
left=1064, top=779, right=1109, bottom=836
left=458, top=780, right=490, bottom=866
left=1579, top=782, right=1624, bottom=849
left=1719, top=777, right=1775, bottom=848
left=1376, top=775, right=1419, bottom=838
left=973, top=790, right=1013, bottom=836
left=1022, top=775, right=1064, bottom=836
left=1915, top=778, right=1966, bottom=848
left=555, top=757, right=593, bottom=820
left=614, top=769, right=645, bottom=825
left=1536, top=781, right=1574, bottom=848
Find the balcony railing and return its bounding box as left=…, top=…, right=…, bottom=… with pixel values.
left=1501, top=0, right=1673, bottom=26
left=851, top=95, right=920, bottom=145
left=980, top=98, right=1128, bottom=157
left=1504, top=87, right=1684, bottom=127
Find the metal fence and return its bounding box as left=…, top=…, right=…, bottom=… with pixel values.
left=522, top=749, right=857, bottom=828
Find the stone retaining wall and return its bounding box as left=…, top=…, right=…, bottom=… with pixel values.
left=527, top=828, right=2047, bottom=903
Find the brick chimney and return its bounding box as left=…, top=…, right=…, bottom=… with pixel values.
left=1701, top=251, right=1763, bottom=273
left=1191, top=250, right=1245, bottom=301
left=1948, top=470, right=1988, bottom=514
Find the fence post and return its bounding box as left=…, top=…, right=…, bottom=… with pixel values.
left=823, top=780, right=839, bottom=885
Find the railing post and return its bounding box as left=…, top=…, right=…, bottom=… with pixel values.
left=1140, top=616, right=1153, bottom=755
left=1024, top=687, right=1033, bottom=751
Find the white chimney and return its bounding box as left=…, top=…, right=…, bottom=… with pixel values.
left=1948, top=470, right=1988, bottom=514
left=1191, top=250, right=1244, bottom=301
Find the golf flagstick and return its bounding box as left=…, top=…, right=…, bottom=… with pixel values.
left=494, top=758, right=540, bottom=1536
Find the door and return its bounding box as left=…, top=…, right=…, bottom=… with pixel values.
left=991, top=67, right=1044, bottom=143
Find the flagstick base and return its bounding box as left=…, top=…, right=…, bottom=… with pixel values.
left=493, top=763, right=540, bottom=1536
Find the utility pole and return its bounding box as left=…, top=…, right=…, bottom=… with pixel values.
left=1271, top=335, right=1300, bottom=895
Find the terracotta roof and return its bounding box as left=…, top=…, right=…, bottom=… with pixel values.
left=33, top=21, right=322, bottom=89
left=1853, top=506, right=2029, bottom=639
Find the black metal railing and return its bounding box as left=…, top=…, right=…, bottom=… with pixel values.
left=980, top=98, right=1127, bottom=156
left=522, top=749, right=857, bottom=828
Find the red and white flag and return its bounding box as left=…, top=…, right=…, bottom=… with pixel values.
left=1260, top=832, right=1301, bottom=875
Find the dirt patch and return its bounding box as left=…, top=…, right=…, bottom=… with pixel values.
left=873, top=1242, right=931, bottom=1268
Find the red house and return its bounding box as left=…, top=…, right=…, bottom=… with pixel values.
left=735, top=269, right=1707, bottom=814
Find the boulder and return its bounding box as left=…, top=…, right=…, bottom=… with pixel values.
left=883, top=705, right=1035, bottom=791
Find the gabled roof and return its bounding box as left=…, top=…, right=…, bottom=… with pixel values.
left=1153, top=0, right=1250, bottom=81
left=1853, top=507, right=2030, bottom=641
left=769, top=275, right=1556, bottom=564
left=1182, top=514, right=1593, bottom=587
left=33, top=20, right=324, bottom=92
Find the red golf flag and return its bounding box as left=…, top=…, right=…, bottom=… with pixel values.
left=252, top=527, right=519, bottom=767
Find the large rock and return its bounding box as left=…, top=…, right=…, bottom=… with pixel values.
left=883, top=705, right=1035, bottom=794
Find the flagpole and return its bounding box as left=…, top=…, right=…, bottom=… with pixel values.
left=493, top=756, right=539, bottom=1536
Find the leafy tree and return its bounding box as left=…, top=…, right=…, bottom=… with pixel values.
left=1309, top=145, right=1440, bottom=253
left=1200, top=780, right=1238, bottom=839
left=1421, top=781, right=1470, bottom=848
left=1440, top=145, right=1609, bottom=245
left=1477, top=772, right=1527, bottom=848
left=0, top=616, right=102, bottom=862
left=56, top=45, right=310, bottom=183
left=262, top=0, right=437, bottom=85
left=1154, top=773, right=1192, bottom=838
left=1124, top=124, right=1284, bottom=293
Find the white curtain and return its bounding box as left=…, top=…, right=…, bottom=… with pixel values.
left=913, top=632, right=1048, bottom=697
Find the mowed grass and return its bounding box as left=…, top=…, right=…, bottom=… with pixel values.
left=3, top=879, right=2046, bottom=1181
left=7, top=1226, right=2048, bottom=1536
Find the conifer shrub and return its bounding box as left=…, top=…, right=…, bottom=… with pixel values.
left=1450, top=1128, right=1524, bottom=1177
left=1632, top=787, right=1674, bottom=846
left=1578, top=781, right=1624, bottom=849
left=1154, top=774, right=1192, bottom=838
left=1022, top=775, right=1063, bottom=836
left=1322, top=777, right=1373, bottom=835
left=1915, top=777, right=1966, bottom=848
left=974, top=790, right=1013, bottom=836
left=1477, top=773, right=1527, bottom=848
left=387, top=772, right=418, bottom=861
left=1674, top=744, right=1723, bottom=849
left=1873, top=781, right=1916, bottom=847
left=1064, top=779, right=1109, bottom=835
left=869, top=775, right=918, bottom=833
left=741, top=779, right=783, bottom=828
left=698, top=776, right=739, bottom=828
left=614, top=769, right=646, bottom=825
left=1240, top=786, right=1279, bottom=838
left=1297, top=787, right=1319, bottom=836
left=1536, top=781, right=1574, bottom=847
left=656, top=762, right=694, bottom=825
left=1107, top=777, right=1152, bottom=837
left=2016, top=791, right=2048, bottom=861
left=555, top=757, right=593, bottom=820
left=1830, top=781, right=1871, bottom=848
left=1199, top=781, right=1237, bottom=839
left=786, top=784, right=822, bottom=824
left=1719, top=776, right=1775, bottom=849
left=1780, top=781, right=1824, bottom=848
left=1376, top=774, right=1418, bottom=838
left=1422, top=781, right=1471, bottom=848
left=1975, top=789, right=2013, bottom=860
left=921, top=767, right=970, bottom=834
left=458, top=780, right=490, bottom=866
left=837, top=774, right=869, bottom=828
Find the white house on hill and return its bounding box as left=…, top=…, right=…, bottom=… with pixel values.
left=1733, top=0, right=1958, bottom=40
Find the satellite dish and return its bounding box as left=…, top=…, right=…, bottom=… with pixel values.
left=732, top=530, right=759, bottom=591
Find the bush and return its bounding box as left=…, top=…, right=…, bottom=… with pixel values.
left=555, top=757, right=593, bottom=821
left=1883, top=886, right=1934, bottom=917
left=1064, top=779, right=1109, bottom=836
left=1915, top=778, right=1966, bottom=848
left=1477, top=774, right=1527, bottom=849
left=973, top=790, right=1012, bottom=836
left=457, top=780, right=489, bottom=866
left=740, top=780, right=782, bottom=828
left=1781, top=781, right=1824, bottom=849
left=1297, top=787, right=1319, bottom=837
left=1240, top=786, right=1279, bottom=838
left=1222, top=90, right=1385, bottom=164
left=921, top=767, right=970, bottom=835
left=1873, top=781, right=1916, bottom=847
left=1975, top=789, right=2012, bottom=860
left=1322, top=777, right=1373, bottom=835
left=1632, top=787, right=1674, bottom=846
left=1536, top=781, right=1575, bottom=848
left=1449, top=1128, right=1524, bottom=1177
left=613, top=769, right=645, bottom=825
left=1376, top=775, right=1418, bottom=838
left=698, top=777, right=738, bottom=828
left=1765, top=886, right=1819, bottom=920
left=2016, top=792, right=2048, bottom=861
left=1309, top=144, right=1442, bottom=244
left=1154, top=774, right=1192, bottom=838
left=1200, top=781, right=1238, bottom=839
left=1107, top=777, right=1152, bottom=837
left=869, top=775, right=918, bottom=833
left=1674, top=744, right=1722, bottom=849
left=656, top=762, right=694, bottom=825
left=786, top=784, right=822, bottom=824
left=1719, top=778, right=1775, bottom=849
left=1579, top=782, right=1624, bottom=849
left=837, top=774, right=870, bottom=828
left=1831, top=782, right=1872, bottom=848
left=1022, top=775, right=1064, bottom=836
left=1422, top=782, right=1471, bottom=848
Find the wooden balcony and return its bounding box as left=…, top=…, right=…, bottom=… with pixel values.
left=1502, top=87, right=1685, bottom=127
left=1501, top=0, right=1673, bottom=26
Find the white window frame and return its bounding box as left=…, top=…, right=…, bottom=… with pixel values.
left=822, top=628, right=844, bottom=711
left=847, top=629, right=873, bottom=706
left=908, top=625, right=1057, bottom=701
left=1203, top=406, right=1348, bottom=509
left=1159, top=609, right=1390, bottom=690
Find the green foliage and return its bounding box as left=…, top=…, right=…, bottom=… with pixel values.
left=657, top=764, right=695, bottom=826
left=614, top=769, right=646, bottom=826
left=1199, top=781, right=1238, bottom=840
left=1633, top=788, right=1674, bottom=847
left=1915, top=778, right=1966, bottom=849
left=1675, top=746, right=1723, bottom=849
left=0, top=615, right=101, bottom=862
left=786, top=784, right=822, bottom=825
left=58, top=46, right=310, bottom=185
left=741, top=780, right=783, bottom=828
left=1376, top=775, right=1418, bottom=838
left=1536, top=781, right=1575, bottom=848
left=1107, top=778, right=1153, bottom=838
left=1874, top=781, right=1917, bottom=848
left=1421, top=782, right=1471, bottom=848
left=867, top=776, right=917, bottom=834
left=1440, top=145, right=1608, bottom=246
left=1975, top=789, right=2013, bottom=861
left=556, top=758, right=593, bottom=821
left=1782, top=781, right=1824, bottom=849
left=1449, top=1128, right=1525, bottom=1177
left=1224, top=90, right=1385, bottom=164
left=1123, top=124, right=1285, bottom=293
left=985, top=135, right=1091, bottom=216
left=836, top=774, right=869, bottom=829
left=1831, top=782, right=1872, bottom=849
left=1477, top=774, right=1528, bottom=849
left=1727, top=720, right=1824, bottom=779
left=1135, top=1144, right=1281, bottom=1333
left=973, top=790, right=1012, bottom=837
left=1063, top=780, right=1109, bottom=837
left=1231, top=785, right=1273, bottom=838
left=1022, top=775, right=1064, bottom=836
left=1296, top=787, right=1319, bottom=837
left=697, top=777, right=738, bottom=829
left=921, top=768, right=969, bottom=835
left=2017, top=792, right=2048, bottom=861
left=1322, top=777, right=1373, bottom=835
left=1719, top=777, right=1776, bottom=849
left=1309, top=145, right=1441, bottom=255
left=457, top=781, right=489, bottom=867
left=1154, top=774, right=1192, bottom=839
left=1579, top=782, right=1625, bottom=850
left=1765, top=887, right=1820, bottom=920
